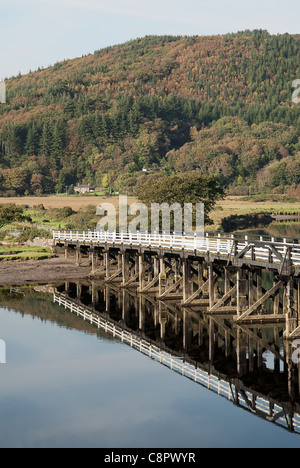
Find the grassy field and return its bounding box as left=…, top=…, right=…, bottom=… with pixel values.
left=1, top=194, right=300, bottom=232
left=0, top=245, right=54, bottom=262
left=0, top=195, right=126, bottom=210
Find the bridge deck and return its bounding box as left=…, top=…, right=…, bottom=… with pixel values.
left=53, top=230, right=300, bottom=274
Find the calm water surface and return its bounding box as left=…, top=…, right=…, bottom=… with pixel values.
left=0, top=287, right=300, bottom=448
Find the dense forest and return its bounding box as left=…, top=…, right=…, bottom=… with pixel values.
left=0, top=30, right=299, bottom=196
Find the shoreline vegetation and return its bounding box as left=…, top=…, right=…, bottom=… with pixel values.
left=0, top=245, right=54, bottom=262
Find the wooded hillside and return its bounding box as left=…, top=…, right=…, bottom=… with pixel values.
left=0, top=30, right=299, bottom=196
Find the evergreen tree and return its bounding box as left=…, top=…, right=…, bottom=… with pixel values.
left=25, top=121, right=39, bottom=155
left=51, top=120, right=66, bottom=164
left=39, top=121, right=52, bottom=158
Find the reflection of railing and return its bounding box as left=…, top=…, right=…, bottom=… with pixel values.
left=54, top=292, right=300, bottom=434
left=53, top=230, right=300, bottom=269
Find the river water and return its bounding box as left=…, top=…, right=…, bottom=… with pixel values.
left=1, top=285, right=300, bottom=449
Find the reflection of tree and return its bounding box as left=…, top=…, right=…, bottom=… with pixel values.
left=0, top=288, right=110, bottom=339
left=267, top=222, right=300, bottom=239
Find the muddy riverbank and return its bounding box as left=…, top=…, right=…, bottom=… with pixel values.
left=0, top=256, right=92, bottom=286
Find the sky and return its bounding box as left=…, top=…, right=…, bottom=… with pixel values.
left=1, top=0, right=299, bottom=79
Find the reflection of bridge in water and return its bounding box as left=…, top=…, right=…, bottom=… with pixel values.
left=54, top=277, right=300, bottom=435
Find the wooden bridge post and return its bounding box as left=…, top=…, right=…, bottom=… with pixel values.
left=248, top=269, right=254, bottom=307
left=208, top=263, right=215, bottom=309
left=236, top=328, right=247, bottom=376
left=139, top=295, right=146, bottom=331
left=138, top=253, right=145, bottom=291
left=183, top=258, right=192, bottom=303
left=134, top=254, right=139, bottom=277
left=236, top=269, right=241, bottom=316
left=154, top=256, right=159, bottom=278
left=159, top=255, right=167, bottom=297
left=198, top=261, right=204, bottom=288
left=89, top=246, right=95, bottom=272
left=174, top=258, right=180, bottom=282
left=208, top=318, right=215, bottom=361
left=118, top=252, right=122, bottom=271
left=88, top=247, right=93, bottom=263
left=91, top=248, right=97, bottom=274
left=121, top=251, right=129, bottom=285
left=273, top=276, right=280, bottom=316
left=64, top=242, right=69, bottom=259
left=248, top=337, right=254, bottom=372
left=76, top=282, right=82, bottom=300
left=121, top=290, right=128, bottom=321
left=159, top=305, right=167, bottom=340
left=224, top=266, right=230, bottom=295
left=256, top=269, right=263, bottom=300
left=257, top=341, right=263, bottom=368
left=237, top=268, right=247, bottom=316
left=274, top=329, right=280, bottom=373
left=183, top=309, right=192, bottom=351
left=104, top=250, right=110, bottom=279
left=285, top=277, right=298, bottom=337
left=105, top=285, right=110, bottom=313
left=91, top=281, right=99, bottom=306
left=75, top=243, right=81, bottom=266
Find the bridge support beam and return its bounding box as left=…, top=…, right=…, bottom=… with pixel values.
left=183, top=259, right=192, bottom=303
left=76, top=281, right=82, bottom=299
left=236, top=268, right=248, bottom=317
left=138, top=253, right=146, bottom=291
left=159, top=256, right=167, bottom=298
left=75, top=243, right=81, bottom=267
left=208, top=263, right=215, bottom=309
left=285, top=278, right=299, bottom=339
left=64, top=242, right=69, bottom=259
left=122, top=251, right=129, bottom=285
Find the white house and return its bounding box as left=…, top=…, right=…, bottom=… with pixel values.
left=74, top=184, right=90, bottom=194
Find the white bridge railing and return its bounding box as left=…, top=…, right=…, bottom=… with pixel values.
left=53, top=230, right=300, bottom=267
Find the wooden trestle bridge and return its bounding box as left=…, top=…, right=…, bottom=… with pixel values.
left=53, top=230, right=300, bottom=340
